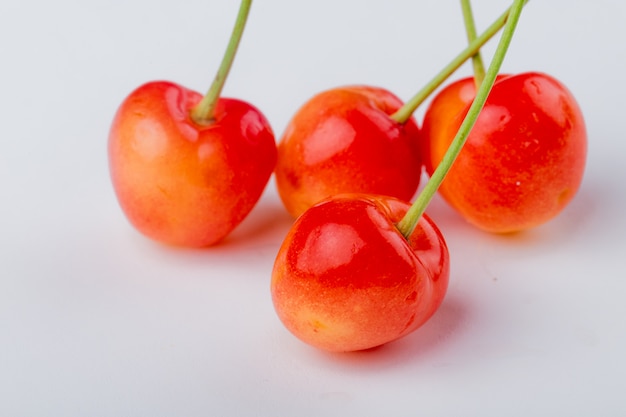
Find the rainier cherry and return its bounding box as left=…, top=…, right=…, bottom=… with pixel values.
left=108, top=0, right=277, bottom=247
left=422, top=1, right=586, bottom=233
left=271, top=0, right=526, bottom=352
left=271, top=194, right=449, bottom=352
left=274, top=86, right=421, bottom=218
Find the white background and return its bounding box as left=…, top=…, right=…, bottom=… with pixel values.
left=2, top=1, right=625, bottom=416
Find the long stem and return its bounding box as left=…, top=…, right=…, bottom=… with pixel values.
left=190, top=0, right=253, bottom=125
left=461, top=0, right=486, bottom=87
left=390, top=1, right=525, bottom=124
left=396, top=0, right=526, bottom=239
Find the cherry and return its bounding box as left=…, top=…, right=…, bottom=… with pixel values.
left=274, top=86, right=421, bottom=218
left=108, top=0, right=277, bottom=247
left=270, top=0, right=526, bottom=352
left=271, top=194, right=449, bottom=352
left=421, top=2, right=586, bottom=233
left=274, top=3, right=520, bottom=219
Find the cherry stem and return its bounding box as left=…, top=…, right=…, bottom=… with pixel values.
left=396, top=0, right=526, bottom=239
left=390, top=1, right=525, bottom=125
left=461, top=0, right=486, bottom=87
left=190, top=0, right=252, bottom=125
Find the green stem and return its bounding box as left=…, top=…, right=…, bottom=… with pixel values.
left=461, top=0, right=486, bottom=87
left=390, top=1, right=524, bottom=124
left=396, top=0, right=526, bottom=239
left=190, top=0, right=253, bottom=125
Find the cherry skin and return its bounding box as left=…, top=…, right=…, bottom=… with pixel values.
left=422, top=72, right=587, bottom=233
left=274, top=86, right=422, bottom=218
left=108, top=81, right=277, bottom=247
left=271, top=194, right=449, bottom=352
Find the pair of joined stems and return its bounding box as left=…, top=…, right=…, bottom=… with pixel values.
left=396, top=0, right=526, bottom=238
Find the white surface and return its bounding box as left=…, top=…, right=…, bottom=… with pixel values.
left=2, top=1, right=625, bottom=416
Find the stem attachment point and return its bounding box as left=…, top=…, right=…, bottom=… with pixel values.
left=190, top=0, right=253, bottom=125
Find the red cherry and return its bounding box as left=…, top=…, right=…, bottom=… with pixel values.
left=274, top=86, right=422, bottom=218
left=108, top=81, right=276, bottom=247
left=271, top=194, right=449, bottom=352
left=422, top=72, right=587, bottom=233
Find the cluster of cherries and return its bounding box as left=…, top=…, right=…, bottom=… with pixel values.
left=108, top=0, right=587, bottom=352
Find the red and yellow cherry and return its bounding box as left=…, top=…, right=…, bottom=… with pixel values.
left=270, top=194, right=449, bottom=352
left=108, top=81, right=276, bottom=247
left=421, top=72, right=587, bottom=233
left=274, top=86, right=422, bottom=218
left=108, top=0, right=277, bottom=247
